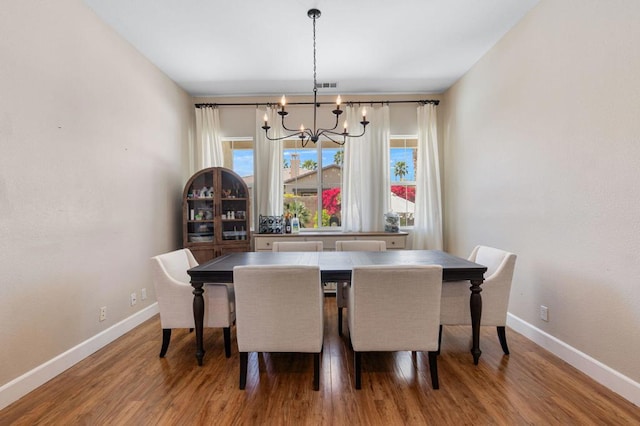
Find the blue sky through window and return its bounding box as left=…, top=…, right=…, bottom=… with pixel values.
left=232, top=147, right=415, bottom=181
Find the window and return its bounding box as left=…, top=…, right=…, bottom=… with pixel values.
left=283, top=139, right=343, bottom=229
left=279, top=137, right=418, bottom=229
left=232, top=136, right=418, bottom=229
left=390, top=137, right=417, bottom=227
left=222, top=138, right=254, bottom=226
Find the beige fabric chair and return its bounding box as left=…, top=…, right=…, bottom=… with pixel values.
left=150, top=248, right=235, bottom=358
left=271, top=241, right=324, bottom=252
left=347, top=264, right=443, bottom=390
left=440, top=245, right=517, bottom=355
left=335, top=240, right=387, bottom=335
left=233, top=264, right=324, bottom=390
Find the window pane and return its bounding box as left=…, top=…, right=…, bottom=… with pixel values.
left=283, top=140, right=319, bottom=229
left=223, top=139, right=254, bottom=228
left=283, top=140, right=343, bottom=229
left=390, top=138, right=417, bottom=226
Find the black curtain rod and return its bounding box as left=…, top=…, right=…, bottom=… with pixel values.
left=195, top=99, right=439, bottom=108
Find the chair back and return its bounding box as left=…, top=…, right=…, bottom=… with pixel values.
left=348, top=264, right=442, bottom=352
left=150, top=249, right=199, bottom=328
left=335, top=240, right=386, bottom=251
left=152, top=248, right=198, bottom=285
left=272, top=241, right=323, bottom=252
left=469, top=245, right=516, bottom=280
left=233, top=265, right=323, bottom=353
left=464, top=245, right=517, bottom=325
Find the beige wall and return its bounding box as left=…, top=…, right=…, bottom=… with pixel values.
left=0, top=0, right=193, bottom=387
left=442, top=0, right=640, bottom=383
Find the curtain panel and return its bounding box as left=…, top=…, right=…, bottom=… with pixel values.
left=194, top=106, right=224, bottom=171
left=412, top=103, right=443, bottom=249
left=254, top=107, right=283, bottom=216
left=342, top=105, right=390, bottom=232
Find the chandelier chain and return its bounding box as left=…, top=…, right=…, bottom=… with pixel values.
left=312, top=14, right=317, bottom=92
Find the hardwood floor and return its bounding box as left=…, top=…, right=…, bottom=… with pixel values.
left=1, top=299, right=638, bottom=425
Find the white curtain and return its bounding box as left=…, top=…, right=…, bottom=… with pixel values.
left=342, top=105, right=390, bottom=232
left=412, top=103, right=443, bottom=249
left=194, top=106, right=224, bottom=170
left=255, top=107, right=283, bottom=216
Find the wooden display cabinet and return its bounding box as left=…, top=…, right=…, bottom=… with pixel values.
left=182, top=167, right=250, bottom=263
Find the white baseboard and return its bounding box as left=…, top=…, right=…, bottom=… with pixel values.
left=0, top=303, right=159, bottom=411
left=506, top=313, right=640, bottom=407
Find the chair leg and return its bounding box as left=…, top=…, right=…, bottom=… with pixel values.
left=428, top=351, right=439, bottom=390
left=437, top=324, right=443, bottom=355
left=313, top=352, right=321, bottom=391
left=159, top=329, right=171, bottom=357
left=497, top=326, right=510, bottom=355
left=223, top=327, right=231, bottom=358
left=239, top=352, right=248, bottom=390
left=354, top=351, right=362, bottom=389
left=338, top=307, right=343, bottom=336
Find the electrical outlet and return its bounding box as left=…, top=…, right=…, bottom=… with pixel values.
left=130, top=292, right=137, bottom=306
left=540, top=305, right=549, bottom=322
left=141, top=288, right=147, bottom=300
left=99, top=306, right=107, bottom=322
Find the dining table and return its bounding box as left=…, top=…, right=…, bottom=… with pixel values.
left=188, top=249, right=487, bottom=366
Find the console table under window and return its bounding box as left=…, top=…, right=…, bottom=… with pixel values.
left=253, top=231, right=408, bottom=252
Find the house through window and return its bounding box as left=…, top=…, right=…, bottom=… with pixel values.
left=283, top=139, right=343, bottom=229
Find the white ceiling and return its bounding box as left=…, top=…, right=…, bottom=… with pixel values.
left=82, top=0, right=539, bottom=97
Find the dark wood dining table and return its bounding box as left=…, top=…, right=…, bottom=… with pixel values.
left=188, top=249, right=487, bottom=366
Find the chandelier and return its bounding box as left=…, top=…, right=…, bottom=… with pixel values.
left=261, top=9, right=369, bottom=146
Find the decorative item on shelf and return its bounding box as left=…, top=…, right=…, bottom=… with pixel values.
left=261, top=8, right=369, bottom=147
left=384, top=211, right=400, bottom=233
left=291, top=214, right=300, bottom=234
left=258, top=215, right=284, bottom=234
left=284, top=212, right=292, bottom=234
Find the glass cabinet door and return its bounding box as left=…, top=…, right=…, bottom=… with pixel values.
left=186, top=172, right=215, bottom=243
left=219, top=169, right=248, bottom=241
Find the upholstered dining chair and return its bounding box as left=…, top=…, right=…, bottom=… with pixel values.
left=439, top=245, right=517, bottom=355
left=334, top=240, right=387, bottom=335
left=271, top=241, right=324, bottom=252
left=347, top=264, right=443, bottom=390
left=150, top=248, right=235, bottom=358
left=233, top=265, right=324, bottom=390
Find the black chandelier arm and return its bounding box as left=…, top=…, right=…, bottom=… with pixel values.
left=279, top=113, right=306, bottom=133
left=262, top=126, right=305, bottom=142
left=278, top=105, right=344, bottom=135
left=318, top=120, right=369, bottom=138
left=318, top=132, right=346, bottom=146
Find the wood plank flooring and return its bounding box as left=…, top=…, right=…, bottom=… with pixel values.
left=1, top=299, right=638, bottom=425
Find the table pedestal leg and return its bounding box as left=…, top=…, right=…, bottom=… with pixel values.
left=192, top=282, right=205, bottom=366
left=470, top=279, right=483, bottom=365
